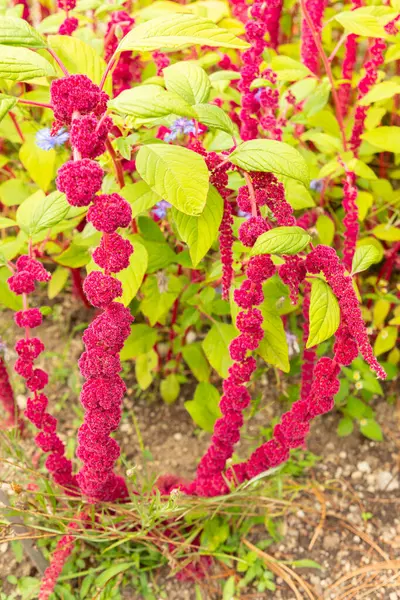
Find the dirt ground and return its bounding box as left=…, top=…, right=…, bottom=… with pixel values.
left=1, top=295, right=399, bottom=599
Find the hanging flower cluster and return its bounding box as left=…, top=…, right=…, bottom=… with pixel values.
left=0, top=352, right=17, bottom=428
left=104, top=12, right=141, bottom=96
left=39, top=520, right=80, bottom=600
left=57, top=0, right=78, bottom=36
left=7, top=255, right=77, bottom=489
left=51, top=74, right=134, bottom=501
left=300, top=0, right=326, bottom=75
left=299, top=282, right=316, bottom=400
left=338, top=0, right=362, bottom=116
left=349, top=38, right=386, bottom=154
left=342, top=169, right=359, bottom=271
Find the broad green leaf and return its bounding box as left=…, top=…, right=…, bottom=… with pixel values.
left=307, top=279, right=340, bottom=348
left=284, top=179, right=315, bottom=210
left=138, top=237, right=177, bottom=272
left=0, top=94, right=17, bottom=124
left=184, top=382, right=221, bottom=432
left=271, top=55, right=313, bottom=81
left=136, top=144, right=209, bottom=216
left=109, top=84, right=196, bottom=119
left=351, top=245, right=381, bottom=274
left=0, top=266, right=22, bottom=310
left=373, top=299, right=390, bottom=328
left=121, top=324, right=158, bottom=360
left=374, top=326, right=397, bottom=356
left=48, top=266, right=69, bottom=299
left=0, top=179, right=30, bottom=207
left=301, top=132, right=342, bottom=154
left=361, top=127, right=400, bottom=153
left=229, top=139, right=309, bottom=186
left=0, top=17, right=47, bottom=48
left=372, top=224, right=400, bottom=242
left=164, top=62, right=210, bottom=105
left=357, top=236, right=384, bottom=262
left=202, top=322, right=236, bottom=377
left=257, top=310, right=290, bottom=372
left=48, top=35, right=111, bottom=93
left=0, top=217, right=17, bottom=229
left=0, top=45, right=55, bottom=80
left=251, top=226, right=311, bottom=256
left=140, top=274, right=184, bottom=325
left=356, top=191, right=373, bottom=221
left=160, top=373, right=180, bottom=404
left=135, top=350, right=158, bottom=390
left=116, top=238, right=148, bottom=306
left=360, top=81, right=400, bottom=106
left=316, top=214, right=335, bottom=246
left=335, top=9, right=387, bottom=38
left=19, top=140, right=56, bottom=191
left=182, top=343, right=211, bottom=382
left=172, top=185, right=223, bottom=266
left=303, top=80, right=331, bottom=117
left=346, top=158, right=377, bottom=180
left=54, top=244, right=90, bottom=268
left=337, top=416, right=354, bottom=437
left=117, top=14, right=250, bottom=52
left=121, top=182, right=162, bottom=218
left=16, top=190, right=70, bottom=236
left=360, top=418, right=383, bottom=441
left=194, top=103, right=235, bottom=135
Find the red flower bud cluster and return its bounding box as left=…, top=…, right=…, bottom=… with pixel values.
left=306, top=245, right=386, bottom=379
left=58, top=16, right=78, bottom=35
left=279, top=256, right=306, bottom=305
left=237, top=172, right=295, bottom=226
left=39, top=521, right=79, bottom=600
left=153, top=50, right=170, bottom=75
left=0, top=354, right=17, bottom=428
left=6, top=251, right=76, bottom=489
left=57, top=159, right=103, bottom=206
left=50, top=75, right=108, bottom=126
left=301, top=0, right=326, bottom=75
left=57, top=0, right=76, bottom=10
left=342, top=170, right=359, bottom=271
left=299, top=282, right=316, bottom=400
left=104, top=12, right=142, bottom=96
left=70, top=114, right=113, bottom=159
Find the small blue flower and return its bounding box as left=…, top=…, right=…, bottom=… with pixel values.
left=309, top=179, right=324, bottom=192
left=35, top=127, right=69, bottom=151
left=164, top=118, right=196, bottom=142
left=237, top=209, right=251, bottom=218
left=153, top=199, right=171, bottom=219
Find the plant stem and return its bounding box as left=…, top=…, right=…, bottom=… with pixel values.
left=18, top=99, right=53, bottom=110
left=46, top=48, right=69, bottom=77
left=105, top=137, right=125, bottom=189
left=243, top=172, right=257, bottom=217
left=300, top=0, right=348, bottom=151
left=100, top=52, right=117, bottom=91
left=9, top=111, right=25, bottom=143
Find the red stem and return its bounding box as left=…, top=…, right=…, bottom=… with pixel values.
left=18, top=99, right=53, bottom=110
left=46, top=48, right=69, bottom=77
left=9, top=112, right=25, bottom=143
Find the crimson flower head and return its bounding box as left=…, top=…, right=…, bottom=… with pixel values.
left=50, top=74, right=105, bottom=125
left=87, top=193, right=132, bottom=233
left=56, top=159, right=103, bottom=206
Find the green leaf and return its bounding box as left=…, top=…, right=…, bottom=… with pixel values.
left=48, top=35, right=111, bottom=93
left=135, top=349, right=158, bottom=390
left=360, top=81, right=400, bottom=106
left=351, top=245, right=381, bottom=274
left=0, top=217, right=17, bottom=229
left=109, top=84, right=196, bottom=119
left=291, top=559, right=322, bottom=570
left=257, top=310, right=290, bottom=372
left=184, top=382, right=221, bottom=432
left=372, top=224, right=400, bottom=242
left=360, top=418, right=383, bottom=441
left=335, top=9, right=387, bottom=38
left=284, top=179, right=315, bottom=210
left=307, top=279, right=340, bottom=348
left=117, top=14, right=250, bottom=52
left=271, top=55, right=313, bottom=81
left=374, top=326, right=397, bottom=356
left=361, top=127, right=400, bottom=153
left=0, top=93, right=17, bottom=124
left=337, top=416, right=354, bottom=437
left=193, top=103, right=235, bottom=135
left=116, top=238, right=148, bottom=307
left=121, top=324, right=158, bottom=360
left=182, top=343, right=211, bottom=382
left=136, top=144, right=209, bottom=216
left=96, top=564, right=134, bottom=588
left=16, top=190, right=70, bottom=236
left=251, top=226, right=311, bottom=256
left=346, top=396, right=367, bottom=419
left=202, top=322, right=236, bottom=377
left=316, top=214, right=335, bottom=246
left=0, top=17, right=47, bottom=48
left=160, top=373, right=180, bottom=404
left=229, top=139, right=309, bottom=186
left=48, top=266, right=69, bottom=299
left=0, top=45, right=55, bottom=80
left=121, top=182, right=161, bottom=218
left=140, top=274, right=184, bottom=325
left=0, top=266, right=23, bottom=310
left=54, top=244, right=90, bottom=268
left=164, top=62, right=210, bottom=105
left=0, top=179, right=30, bottom=206
left=172, top=185, right=223, bottom=266
left=19, top=140, right=56, bottom=191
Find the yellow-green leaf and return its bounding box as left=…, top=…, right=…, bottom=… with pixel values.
left=0, top=45, right=55, bottom=80
left=251, top=226, right=311, bottom=256
left=0, top=16, right=47, bottom=48
left=164, top=61, right=210, bottom=105
left=202, top=322, right=236, bottom=377
left=351, top=244, right=381, bottom=274
left=185, top=382, right=221, bottom=432
left=19, top=139, right=56, bottom=191
left=116, top=238, right=148, bottom=307
left=374, top=326, right=397, bottom=356
left=307, top=279, right=340, bottom=348
left=362, top=127, right=400, bottom=153
left=109, top=84, right=197, bottom=119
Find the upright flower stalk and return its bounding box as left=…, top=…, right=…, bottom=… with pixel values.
left=300, top=0, right=326, bottom=74
left=51, top=73, right=134, bottom=501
